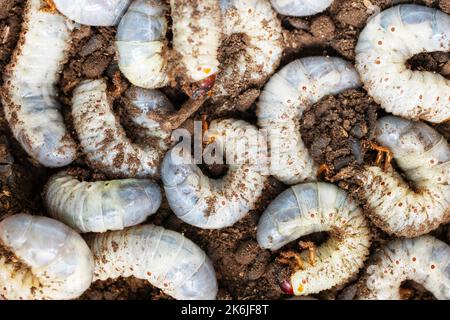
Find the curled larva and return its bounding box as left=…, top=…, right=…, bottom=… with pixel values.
left=214, top=0, right=283, bottom=100
left=1, top=0, right=77, bottom=167
left=356, top=235, right=450, bottom=300
left=116, top=0, right=221, bottom=89
left=257, top=182, right=371, bottom=296
left=359, top=116, right=450, bottom=236
left=270, top=0, right=333, bottom=17
left=72, top=79, right=171, bottom=178
left=89, top=224, right=218, bottom=300
left=53, top=0, right=131, bottom=26
left=256, top=56, right=361, bottom=185
left=357, top=116, right=450, bottom=237
left=0, top=214, right=94, bottom=300
left=161, top=119, right=268, bottom=229
left=355, top=5, right=450, bottom=123
left=44, top=171, right=162, bottom=233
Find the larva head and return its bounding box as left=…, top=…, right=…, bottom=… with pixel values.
left=280, top=279, right=294, bottom=295
left=376, top=116, right=442, bottom=159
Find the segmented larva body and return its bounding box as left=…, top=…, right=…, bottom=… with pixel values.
left=256, top=57, right=361, bottom=185
left=356, top=5, right=450, bottom=123
left=89, top=224, right=218, bottom=300
left=44, top=171, right=162, bottom=233
left=270, top=0, right=333, bottom=16
left=161, top=119, right=268, bottom=229
left=1, top=0, right=77, bottom=168
left=358, top=116, right=450, bottom=237
left=116, top=0, right=221, bottom=89
left=53, top=0, right=131, bottom=26
left=257, top=182, right=371, bottom=296
left=72, top=79, right=171, bottom=178
left=356, top=236, right=450, bottom=300
left=0, top=214, right=94, bottom=300
left=214, top=0, right=283, bottom=100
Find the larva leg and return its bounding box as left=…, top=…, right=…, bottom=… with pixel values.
left=44, top=171, right=162, bottom=233
left=89, top=224, right=218, bottom=300
left=1, top=0, right=77, bottom=168
left=161, top=119, right=268, bottom=229
left=257, top=182, right=371, bottom=296
left=356, top=5, right=450, bottom=123
left=270, top=0, right=333, bottom=17
left=357, top=116, right=450, bottom=237
left=0, top=214, right=94, bottom=300
left=71, top=79, right=169, bottom=178
left=256, top=56, right=361, bottom=185
left=356, top=236, right=450, bottom=300
left=213, top=0, right=283, bottom=101
left=53, top=0, right=131, bottom=26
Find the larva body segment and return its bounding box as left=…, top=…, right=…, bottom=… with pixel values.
left=214, top=0, right=283, bottom=100
left=89, top=224, right=218, bottom=300
left=72, top=79, right=170, bottom=178
left=44, top=171, right=162, bottom=233
left=116, top=0, right=221, bottom=89
left=357, top=116, right=450, bottom=237
left=270, top=0, right=333, bottom=17
left=257, top=182, right=371, bottom=296
left=0, top=214, right=94, bottom=300
left=357, top=236, right=450, bottom=300
left=53, top=0, right=131, bottom=26
left=256, top=57, right=361, bottom=185
left=161, top=119, right=268, bottom=229
left=356, top=5, right=450, bottom=123
left=1, top=0, right=77, bottom=168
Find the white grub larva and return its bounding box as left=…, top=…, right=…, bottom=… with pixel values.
left=116, top=0, right=221, bottom=89
left=89, top=224, right=218, bottom=300
left=72, top=79, right=172, bottom=178
left=214, top=0, right=283, bottom=100
left=1, top=0, right=77, bottom=168
left=270, top=0, right=333, bottom=17
left=356, top=5, right=450, bottom=123
left=161, top=119, right=268, bottom=229
left=44, top=171, right=162, bottom=233
left=0, top=214, right=94, bottom=300
left=357, top=116, right=450, bottom=237
left=257, top=182, right=371, bottom=296
left=356, top=235, right=450, bottom=300
left=53, top=0, right=131, bottom=26
left=256, top=56, right=361, bottom=185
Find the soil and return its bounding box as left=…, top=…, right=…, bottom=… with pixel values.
left=0, top=0, right=449, bottom=300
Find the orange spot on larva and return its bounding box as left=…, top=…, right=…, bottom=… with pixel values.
left=203, top=67, right=212, bottom=74
left=297, top=284, right=304, bottom=293
left=375, top=59, right=381, bottom=65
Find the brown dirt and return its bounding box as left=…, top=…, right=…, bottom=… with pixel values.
left=0, top=0, right=449, bottom=300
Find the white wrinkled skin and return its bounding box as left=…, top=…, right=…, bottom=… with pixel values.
left=54, top=0, right=131, bottom=26
left=214, top=0, right=283, bottom=99
left=357, top=236, right=450, bottom=300
left=161, top=119, right=268, bottom=229
left=270, top=0, right=333, bottom=16
left=117, top=0, right=221, bottom=89
left=72, top=79, right=167, bottom=178
left=257, top=182, right=371, bottom=296
left=44, top=171, right=162, bottom=233
left=356, top=5, right=450, bottom=123
left=257, top=57, right=361, bottom=185
left=0, top=214, right=94, bottom=300
left=358, top=116, right=450, bottom=237
left=2, top=0, right=77, bottom=167
left=89, top=224, right=218, bottom=300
